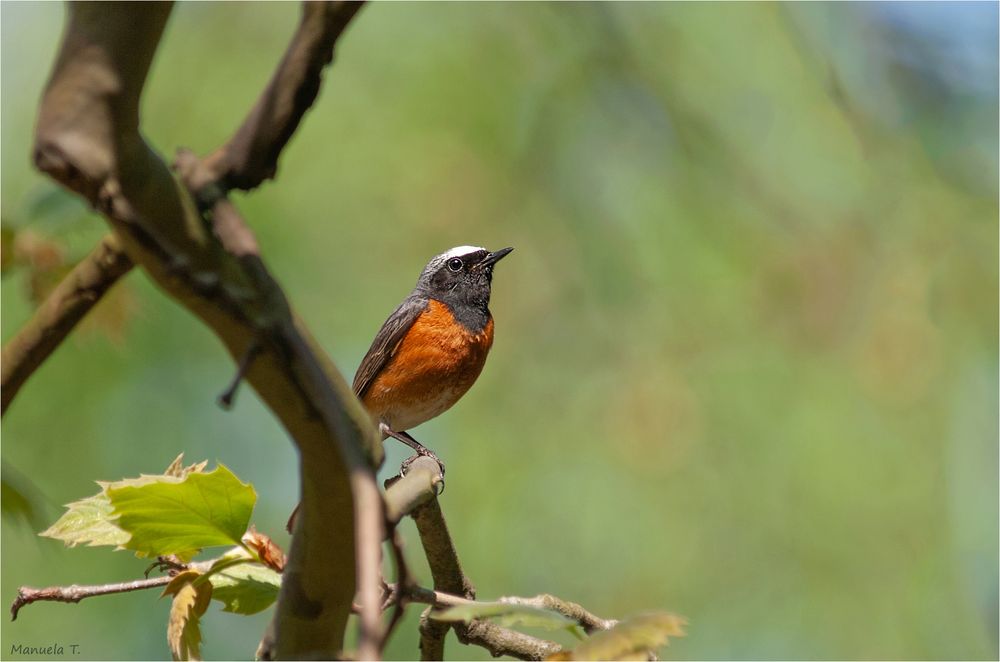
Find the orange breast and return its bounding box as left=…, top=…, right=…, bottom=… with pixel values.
left=363, top=299, right=494, bottom=432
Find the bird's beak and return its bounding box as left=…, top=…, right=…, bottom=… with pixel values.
left=477, top=247, right=514, bottom=269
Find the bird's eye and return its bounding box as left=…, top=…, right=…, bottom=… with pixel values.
left=447, top=258, right=463, bottom=272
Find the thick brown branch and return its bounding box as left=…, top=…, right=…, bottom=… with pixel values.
left=33, top=2, right=379, bottom=659
left=188, top=1, right=365, bottom=196
left=10, top=576, right=169, bottom=621
left=1, top=233, right=132, bottom=416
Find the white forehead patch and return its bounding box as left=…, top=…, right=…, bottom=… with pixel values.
left=419, top=245, right=490, bottom=279
left=442, top=245, right=486, bottom=259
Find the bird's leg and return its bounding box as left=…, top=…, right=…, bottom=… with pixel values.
left=379, top=423, right=446, bottom=477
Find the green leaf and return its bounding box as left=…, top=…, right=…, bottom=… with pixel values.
left=208, top=561, right=282, bottom=615
left=39, top=492, right=130, bottom=549
left=107, top=464, right=256, bottom=558
left=431, top=601, right=577, bottom=631
left=567, top=612, right=686, bottom=661
left=38, top=470, right=175, bottom=551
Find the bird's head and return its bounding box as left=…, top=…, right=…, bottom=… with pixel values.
left=416, top=245, right=513, bottom=310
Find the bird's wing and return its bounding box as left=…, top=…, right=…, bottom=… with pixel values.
left=353, top=295, right=429, bottom=399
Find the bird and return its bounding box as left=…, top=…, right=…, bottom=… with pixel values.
left=287, top=246, right=511, bottom=532
left=354, top=245, right=513, bottom=473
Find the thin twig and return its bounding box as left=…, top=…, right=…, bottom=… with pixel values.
left=1, top=233, right=133, bottom=416
left=499, top=594, right=617, bottom=634
left=10, top=577, right=170, bottom=621
left=379, top=584, right=616, bottom=634
left=378, top=528, right=412, bottom=652
left=218, top=339, right=262, bottom=409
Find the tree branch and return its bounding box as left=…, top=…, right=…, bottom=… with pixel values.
left=183, top=1, right=366, bottom=198
left=396, top=457, right=570, bottom=661
left=454, top=620, right=563, bottom=661
left=412, top=495, right=475, bottom=600
left=396, top=583, right=566, bottom=660
left=33, top=2, right=380, bottom=658
left=379, top=528, right=413, bottom=653
left=418, top=607, right=451, bottom=661
left=498, top=594, right=617, bottom=635
left=1, top=233, right=132, bottom=416
left=384, top=456, right=445, bottom=525
left=381, top=584, right=617, bottom=635
left=10, top=576, right=169, bottom=621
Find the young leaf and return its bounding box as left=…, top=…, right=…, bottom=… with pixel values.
left=39, top=471, right=171, bottom=551
left=39, top=492, right=129, bottom=549
left=209, top=562, right=282, bottom=615
left=562, top=612, right=686, bottom=661
left=163, top=571, right=212, bottom=661
left=431, top=601, right=577, bottom=631
left=242, top=526, right=286, bottom=572
left=107, top=464, right=256, bottom=558
left=38, top=458, right=218, bottom=555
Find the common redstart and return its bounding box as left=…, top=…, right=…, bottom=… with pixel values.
left=288, top=246, right=512, bottom=530
left=355, top=245, right=513, bottom=472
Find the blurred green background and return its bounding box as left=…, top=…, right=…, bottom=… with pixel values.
left=2, top=2, right=997, bottom=660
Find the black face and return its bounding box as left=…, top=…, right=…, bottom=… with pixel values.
left=417, top=247, right=513, bottom=315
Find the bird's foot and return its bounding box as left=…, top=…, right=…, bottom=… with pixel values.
left=401, top=447, right=446, bottom=477
left=400, top=449, right=446, bottom=495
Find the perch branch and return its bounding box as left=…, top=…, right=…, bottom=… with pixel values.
left=1, top=233, right=132, bottom=416
left=32, top=2, right=380, bottom=658
left=10, top=576, right=169, bottom=621
left=412, top=494, right=475, bottom=599
left=394, top=456, right=569, bottom=660
left=384, top=458, right=470, bottom=657
left=386, top=457, right=614, bottom=658
left=383, top=456, right=445, bottom=525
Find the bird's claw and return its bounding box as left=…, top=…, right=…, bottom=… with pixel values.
left=400, top=451, right=446, bottom=495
